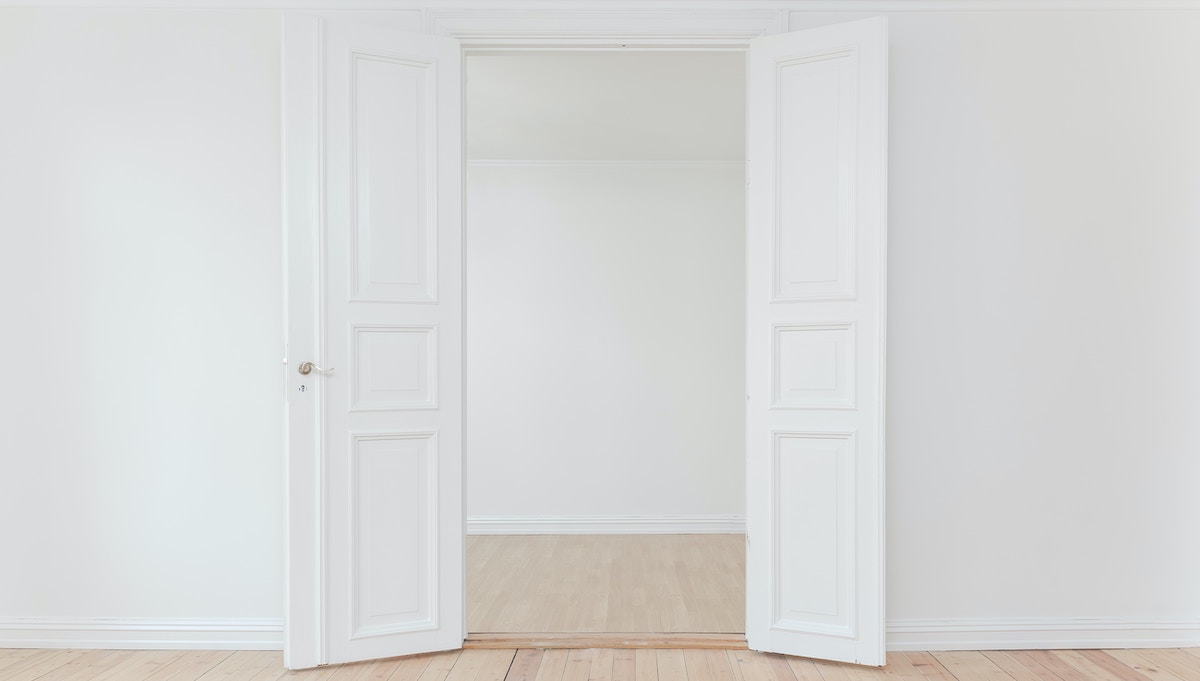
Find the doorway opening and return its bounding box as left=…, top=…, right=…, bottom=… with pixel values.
left=462, top=50, right=748, bottom=637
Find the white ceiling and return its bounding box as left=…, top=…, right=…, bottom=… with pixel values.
left=465, top=52, right=746, bottom=161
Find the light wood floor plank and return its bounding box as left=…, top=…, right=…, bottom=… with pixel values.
left=655, top=651, right=689, bottom=681
left=445, top=650, right=514, bottom=681
left=765, top=655, right=800, bottom=681
left=901, top=653, right=959, bottom=681
left=726, top=650, right=796, bottom=681
left=468, top=535, right=744, bottom=634
left=682, top=650, right=715, bottom=681
left=480, top=650, right=520, bottom=681
left=1157, top=649, right=1200, bottom=675
left=3, top=648, right=1197, bottom=681
left=443, top=650, right=488, bottom=681
left=322, top=655, right=401, bottom=681
left=207, top=650, right=283, bottom=681
left=1101, top=650, right=1188, bottom=681
left=721, top=652, right=745, bottom=681
left=90, top=650, right=187, bottom=681
left=929, top=651, right=1013, bottom=681
left=562, top=651, right=595, bottom=681
left=700, top=650, right=736, bottom=681
left=0, top=649, right=44, bottom=674
left=842, top=660, right=895, bottom=681
left=726, top=651, right=772, bottom=681
left=634, top=650, right=658, bottom=681
left=140, top=651, right=239, bottom=681
left=415, top=651, right=467, bottom=681
left=1049, top=650, right=1135, bottom=681
left=1124, top=649, right=1200, bottom=681
left=1073, top=651, right=1154, bottom=681
left=589, top=650, right=617, bottom=681
left=610, top=651, right=636, bottom=681
left=781, top=656, right=824, bottom=681
left=1021, top=651, right=1093, bottom=681
left=506, top=650, right=545, bottom=681
left=878, top=652, right=928, bottom=681
left=994, top=652, right=1064, bottom=681
left=363, top=656, right=413, bottom=681
left=379, top=653, right=437, bottom=681
left=812, top=658, right=855, bottom=681
left=32, top=650, right=126, bottom=681
left=977, top=652, right=1051, bottom=681
left=0, top=649, right=91, bottom=681
left=535, top=649, right=572, bottom=681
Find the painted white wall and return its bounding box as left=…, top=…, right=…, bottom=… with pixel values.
left=0, top=9, right=284, bottom=640
left=785, top=9, right=1200, bottom=639
left=1, top=4, right=1198, bottom=650
left=466, top=53, right=745, bottom=162
left=464, top=53, right=747, bottom=529
left=464, top=163, right=747, bottom=526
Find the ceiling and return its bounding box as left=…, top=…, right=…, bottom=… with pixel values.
left=465, top=52, right=746, bottom=162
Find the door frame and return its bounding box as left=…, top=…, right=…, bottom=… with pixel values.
left=284, top=8, right=879, bottom=669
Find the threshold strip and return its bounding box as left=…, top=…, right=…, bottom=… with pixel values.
left=464, top=632, right=748, bottom=650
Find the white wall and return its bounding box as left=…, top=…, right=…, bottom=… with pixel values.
left=787, top=9, right=1200, bottom=645
left=465, top=163, right=747, bottom=530
left=1, top=3, right=1198, bottom=652
left=466, top=53, right=745, bottom=162
left=0, top=9, right=284, bottom=646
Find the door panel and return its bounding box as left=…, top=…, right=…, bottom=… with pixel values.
left=746, top=17, right=888, bottom=666
left=284, top=13, right=463, bottom=668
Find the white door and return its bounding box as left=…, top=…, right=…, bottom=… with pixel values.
left=745, top=18, right=889, bottom=665
left=286, top=12, right=887, bottom=671
left=283, top=14, right=463, bottom=669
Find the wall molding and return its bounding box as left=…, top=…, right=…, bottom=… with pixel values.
left=467, top=514, right=746, bottom=534
left=3, top=615, right=1197, bottom=652
left=4, top=613, right=1195, bottom=652
left=885, top=617, right=1200, bottom=651
left=5, top=2, right=1200, bottom=13
left=0, top=617, right=284, bottom=650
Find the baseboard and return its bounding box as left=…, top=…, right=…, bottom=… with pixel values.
left=886, top=617, right=1200, bottom=651
left=4, top=615, right=1195, bottom=652
left=467, top=514, right=745, bottom=535
left=0, top=617, right=284, bottom=650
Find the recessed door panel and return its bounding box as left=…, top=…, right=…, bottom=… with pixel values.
left=773, top=54, right=856, bottom=302
left=351, top=433, right=437, bottom=637
left=352, top=53, right=437, bottom=303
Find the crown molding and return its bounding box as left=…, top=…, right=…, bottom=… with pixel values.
left=4, top=1, right=1200, bottom=12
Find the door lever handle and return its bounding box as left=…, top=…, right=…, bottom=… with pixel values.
left=297, top=361, right=334, bottom=376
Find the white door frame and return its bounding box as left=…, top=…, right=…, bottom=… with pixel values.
left=285, top=8, right=886, bottom=668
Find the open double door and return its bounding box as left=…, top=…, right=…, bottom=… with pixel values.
left=283, top=13, right=887, bottom=672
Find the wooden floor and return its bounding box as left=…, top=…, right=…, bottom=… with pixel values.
left=467, top=535, right=745, bottom=633
left=3, top=647, right=1199, bottom=681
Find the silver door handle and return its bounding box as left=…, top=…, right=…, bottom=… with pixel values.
left=297, top=361, right=334, bottom=376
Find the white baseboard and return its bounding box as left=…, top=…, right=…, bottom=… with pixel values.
left=467, top=514, right=745, bottom=535
left=4, top=615, right=1195, bottom=652
left=0, top=618, right=284, bottom=650
left=886, top=617, right=1200, bottom=651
